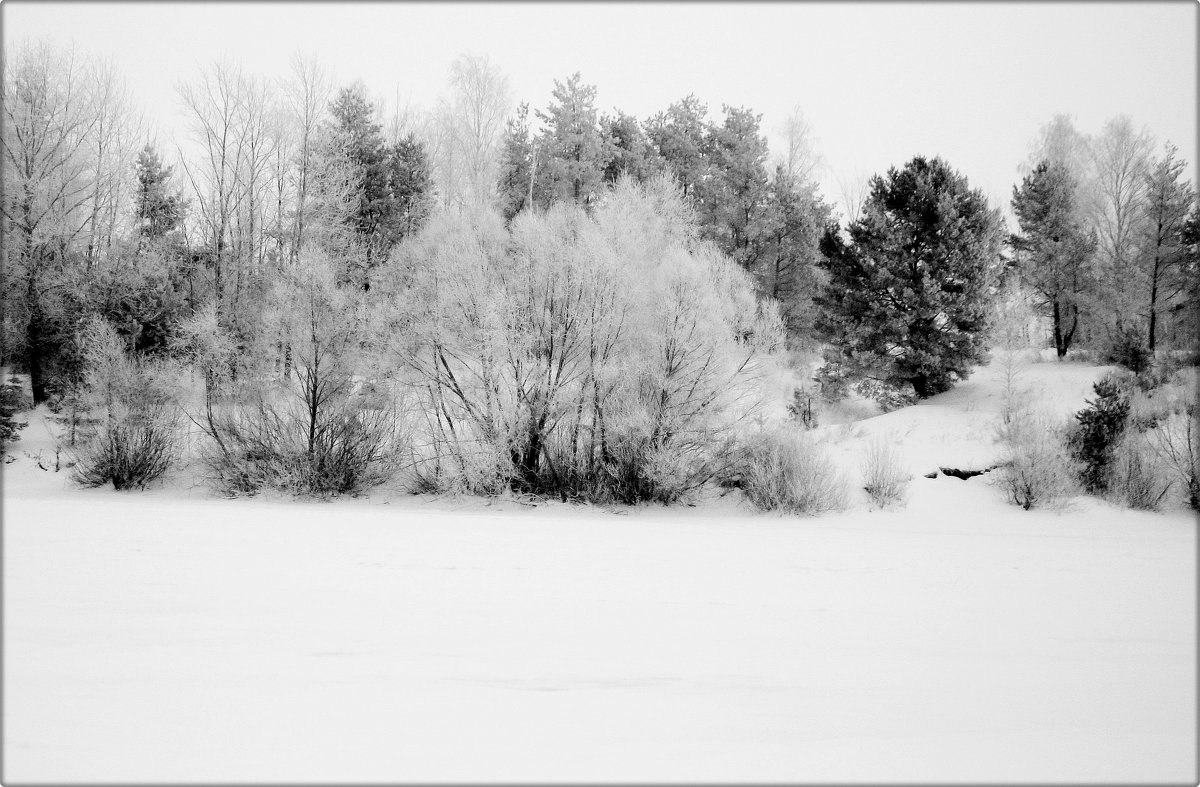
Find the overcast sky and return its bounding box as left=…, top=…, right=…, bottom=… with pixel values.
left=4, top=1, right=1196, bottom=221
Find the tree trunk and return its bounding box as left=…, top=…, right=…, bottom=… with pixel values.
left=26, top=309, right=47, bottom=405
left=1148, top=253, right=1160, bottom=353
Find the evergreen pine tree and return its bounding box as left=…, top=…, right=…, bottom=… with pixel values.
left=760, top=165, right=831, bottom=342
left=816, top=156, right=1002, bottom=398
left=645, top=95, right=710, bottom=202
left=534, top=73, right=608, bottom=208
left=497, top=102, right=534, bottom=220
left=601, top=110, right=658, bottom=185
left=329, top=85, right=431, bottom=285
left=134, top=144, right=186, bottom=242
left=701, top=105, right=771, bottom=270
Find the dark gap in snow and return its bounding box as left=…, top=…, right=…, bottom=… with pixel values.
left=936, top=464, right=1003, bottom=480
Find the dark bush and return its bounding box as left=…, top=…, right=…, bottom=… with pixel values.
left=814, top=357, right=851, bottom=402
left=1104, top=321, right=1151, bottom=375
left=854, top=379, right=917, bottom=413
left=0, top=378, right=31, bottom=450
left=206, top=396, right=400, bottom=498
left=73, top=412, right=178, bottom=490
left=1067, top=374, right=1131, bottom=494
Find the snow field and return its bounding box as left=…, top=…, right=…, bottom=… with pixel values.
left=3, top=354, right=1196, bottom=782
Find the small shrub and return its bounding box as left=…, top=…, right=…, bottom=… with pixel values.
left=1107, top=429, right=1173, bottom=511
left=1067, top=373, right=1131, bottom=494
left=1134, top=354, right=1180, bottom=392
left=994, top=416, right=1079, bottom=510
left=1146, top=407, right=1200, bottom=511
left=814, top=358, right=851, bottom=402
left=787, top=388, right=818, bottom=429
left=861, top=437, right=910, bottom=507
left=740, top=429, right=846, bottom=515
left=205, top=395, right=402, bottom=498
left=1104, top=321, right=1151, bottom=374
left=73, top=414, right=179, bottom=490
left=68, top=318, right=185, bottom=489
left=853, top=379, right=916, bottom=413
left=0, top=377, right=31, bottom=449
left=408, top=438, right=511, bottom=497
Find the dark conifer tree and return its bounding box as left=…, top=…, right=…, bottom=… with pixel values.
left=817, top=156, right=1002, bottom=398
left=497, top=102, right=534, bottom=221
left=134, top=145, right=186, bottom=242
left=329, top=85, right=431, bottom=287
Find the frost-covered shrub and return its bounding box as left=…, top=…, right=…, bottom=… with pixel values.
left=1146, top=408, right=1199, bottom=511
left=1067, top=374, right=1131, bottom=494
left=388, top=176, right=781, bottom=503
left=993, top=415, right=1079, bottom=510
left=70, top=318, right=183, bottom=490
left=740, top=429, right=846, bottom=514
left=199, top=256, right=403, bottom=497
left=1106, top=429, right=1173, bottom=511
left=406, top=403, right=513, bottom=497
left=861, top=437, right=910, bottom=507
left=205, top=397, right=400, bottom=497
left=787, top=388, right=818, bottom=429
left=74, top=419, right=179, bottom=489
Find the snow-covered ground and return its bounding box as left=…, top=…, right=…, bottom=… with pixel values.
left=3, top=355, right=1196, bottom=783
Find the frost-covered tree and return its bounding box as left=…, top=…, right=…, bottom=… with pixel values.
left=429, top=54, right=512, bottom=210
left=1089, top=116, right=1154, bottom=334
left=497, top=102, right=535, bottom=220
left=701, top=105, right=772, bottom=271
left=134, top=144, right=186, bottom=241
left=759, top=165, right=831, bottom=343
left=645, top=95, right=710, bottom=201
left=533, top=72, right=608, bottom=209
left=1009, top=160, right=1098, bottom=358
left=601, top=110, right=658, bottom=185
left=817, top=156, right=1002, bottom=398
left=1137, top=144, right=1194, bottom=352
left=283, top=52, right=333, bottom=263
left=2, top=41, right=103, bottom=402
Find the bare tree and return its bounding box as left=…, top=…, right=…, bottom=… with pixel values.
left=430, top=54, right=512, bottom=211
left=177, top=59, right=279, bottom=330
left=836, top=166, right=870, bottom=225
left=775, top=104, right=823, bottom=187
left=229, top=72, right=277, bottom=294
left=177, top=60, right=246, bottom=326
left=1089, top=115, right=1154, bottom=328
left=1024, top=113, right=1099, bottom=220
left=82, top=56, right=143, bottom=266
left=282, top=52, right=332, bottom=265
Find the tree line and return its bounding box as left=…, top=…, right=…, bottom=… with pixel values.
left=2, top=40, right=1197, bottom=501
